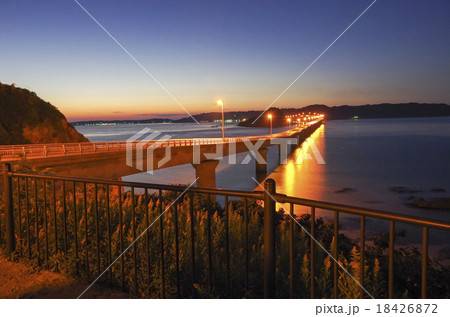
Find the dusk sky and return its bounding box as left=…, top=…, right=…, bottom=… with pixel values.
left=1, top=0, right=449, bottom=121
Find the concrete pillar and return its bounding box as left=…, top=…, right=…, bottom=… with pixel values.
left=290, top=137, right=299, bottom=153
left=255, top=147, right=269, bottom=175
left=276, top=144, right=281, bottom=165
left=192, top=159, right=219, bottom=188
left=297, top=134, right=305, bottom=148
left=112, top=176, right=123, bottom=196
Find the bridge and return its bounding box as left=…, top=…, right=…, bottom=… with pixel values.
left=0, top=120, right=323, bottom=188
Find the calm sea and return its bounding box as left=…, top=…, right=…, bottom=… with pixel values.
left=76, top=117, right=450, bottom=250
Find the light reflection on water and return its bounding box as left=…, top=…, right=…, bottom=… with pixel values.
left=265, top=117, right=450, bottom=250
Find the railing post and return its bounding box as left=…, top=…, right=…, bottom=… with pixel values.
left=2, top=163, right=15, bottom=254
left=263, top=178, right=276, bottom=298
left=421, top=226, right=428, bottom=299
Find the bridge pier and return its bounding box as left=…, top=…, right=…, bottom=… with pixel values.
left=290, top=137, right=298, bottom=153
left=289, top=143, right=296, bottom=154
left=255, top=147, right=269, bottom=175
left=112, top=176, right=124, bottom=196
left=192, top=160, right=219, bottom=188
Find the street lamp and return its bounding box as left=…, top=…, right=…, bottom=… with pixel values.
left=217, top=100, right=225, bottom=139
left=287, top=117, right=291, bottom=129
left=268, top=114, right=273, bottom=136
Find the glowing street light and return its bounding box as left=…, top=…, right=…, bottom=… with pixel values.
left=287, top=117, right=291, bottom=129
left=268, top=114, right=273, bottom=136
left=217, top=99, right=225, bottom=139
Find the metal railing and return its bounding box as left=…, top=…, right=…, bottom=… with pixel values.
left=0, top=121, right=320, bottom=161
left=1, top=163, right=448, bottom=298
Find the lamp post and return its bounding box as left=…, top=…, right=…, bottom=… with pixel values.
left=217, top=100, right=225, bottom=139
left=268, top=114, right=273, bottom=136
left=287, top=117, right=291, bottom=129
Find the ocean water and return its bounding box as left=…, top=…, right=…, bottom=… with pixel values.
left=76, top=117, right=450, bottom=250
left=267, top=117, right=450, bottom=250
left=76, top=122, right=289, bottom=141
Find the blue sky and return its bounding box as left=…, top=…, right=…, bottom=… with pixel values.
left=1, top=0, right=449, bottom=121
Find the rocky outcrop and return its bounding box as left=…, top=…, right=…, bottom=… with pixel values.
left=0, top=82, right=88, bottom=145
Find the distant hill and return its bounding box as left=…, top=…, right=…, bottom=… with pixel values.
left=174, top=103, right=450, bottom=125
left=238, top=103, right=450, bottom=127
left=238, top=108, right=287, bottom=127
left=286, top=103, right=450, bottom=120
left=74, top=102, right=450, bottom=128
left=72, top=118, right=174, bottom=126
left=0, top=82, right=88, bottom=145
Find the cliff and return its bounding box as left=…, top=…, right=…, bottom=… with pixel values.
left=0, top=82, right=88, bottom=145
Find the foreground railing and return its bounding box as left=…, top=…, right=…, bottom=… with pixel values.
left=273, top=190, right=450, bottom=299
left=1, top=163, right=449, bottom=298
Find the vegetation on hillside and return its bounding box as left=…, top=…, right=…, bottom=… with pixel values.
left=0, top=82, right=88, bottom=145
